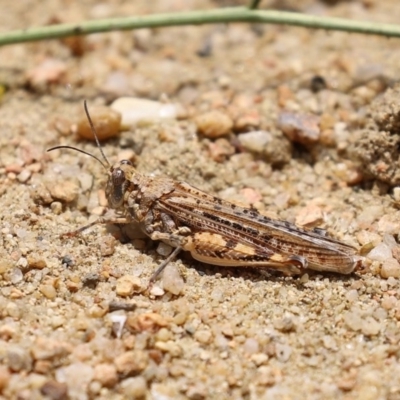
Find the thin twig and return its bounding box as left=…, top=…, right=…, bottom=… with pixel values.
left=0, top=6, right=399, bottom=47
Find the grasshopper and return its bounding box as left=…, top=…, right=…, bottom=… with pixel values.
left=48, top=102, right=360, bottom=283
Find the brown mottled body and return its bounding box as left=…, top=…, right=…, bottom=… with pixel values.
left=104, top=160, right=358, bottom=277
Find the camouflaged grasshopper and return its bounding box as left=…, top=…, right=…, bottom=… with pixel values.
left=48, top=102, right=360, bottom=282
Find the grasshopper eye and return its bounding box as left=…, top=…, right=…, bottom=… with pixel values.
left=120, top=160, right=132, bottom=166
left=112, top=169, right=126, bottom=185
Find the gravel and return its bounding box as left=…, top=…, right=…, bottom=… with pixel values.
left=1, top=0, right=400, bottom=399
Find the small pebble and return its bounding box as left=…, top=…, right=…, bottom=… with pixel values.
left=186, top=384, right=207, bottom=400
left=0, top=259, right=13, bottom=274
left=55, top=363, right=94, bottom=400
left=10, top=268, right=23, bottom=284
left=116, top=275, right=142, bottom=297
left=7, top=346, right=32, bottom=372
left=93, top=363, right=118, bottom=388
left=0, top=365, right=11, bottom=391
left=194, top=330, right=212, bottom=345
left=150, top=285, right=165, bottom=297
left=40, top=380, right=68, bottom=400
left=27, top=255, right=47, bottom=270
left=77, top=105, right=121, bottom=140
left=111, top=97, right=178, bottom=128
left=120, top=376, right=147, bottom=399
left=195, top=110, right=233, bottom=138
left=275, top=343, right=292, bottom=362
left=110, top=314, right=127, bottom=339
left=154, top=341, right=182, bottom=357
left=377, top=213, right=400, bottom=235
left=40, top=284, right=57, bottom=300
left=243, top=338, right=259, bottom=355
left=48, top=181, right=79, bottom=203
left=274, top=317, right=296, bottom=333
left=127, top=312, right=168, bottom=333
left=251, top=353, right=269, bottom=366
left=26, top=58, right=66, bottom=85
left=31, top=337, right=71, bottom=361
left=114, top=351, right=149, bottom=376
left=50, top=201, right=63, bottom=215
left=99, top=236, right=115, bottom=257
left=17, top=169, right=31, bottom=183
left=344, top=311, right=363, bottom=331
left=278, top=111, right=320, bottom=145
left=156, top=242, right=173, bottom=257
left=161, top=264, right=184, bottom=296
left=295, top=205, right=323, bottom=227
left=237, top=130, right=272, bottom=153
left=345, top=289, right=358, bottom=303
left=367, top=243, right=392, bottom=262
left=380, top=258, right=400, bottom=279
left=361, top=316, right=381, bottom=336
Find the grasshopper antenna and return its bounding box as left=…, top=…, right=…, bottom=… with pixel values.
left=47, top=100, right=111, bottom=170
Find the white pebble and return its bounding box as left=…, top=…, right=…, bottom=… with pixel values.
left=367, top=242, right=392, bottom=262
left=110, top=314, right=127, bottom=339
left=237, top=131, right=272, bottom=153
left=161, top=264, right=184, bottom=296
left=56, top=362, right=94, bottom=400
left=17, top=169, right=31, bottom=183
left=10, top=268, right=23, bottom=284
left=361, top=316, right=381, bottom=336
left=111, top=97, right=178, bottom=128
left=150, top=285, right=165, bottom=297
left=383, top=233, right=397, bottom=249
left=345, top=289, right=358, bottom=303
left=275, top=343, right=292, bottom=362
left=243, top=338, right=259, bottom=355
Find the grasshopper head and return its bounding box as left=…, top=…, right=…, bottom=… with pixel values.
left=106, top=159, right=136, bottom=210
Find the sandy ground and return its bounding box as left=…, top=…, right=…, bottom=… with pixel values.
left=1, top=0, right=400, bottom=399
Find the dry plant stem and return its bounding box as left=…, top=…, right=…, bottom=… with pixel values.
left=149, top=246, right=183, bottom=284
left=1, top=6, right=400, bottom=46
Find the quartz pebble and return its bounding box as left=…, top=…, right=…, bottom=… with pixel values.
left=278, top=111, right=320, bottom=145
left=110, top=314, right=127, bottom=339
left=195, top=110, right=233, bottom=138
left=55, top=363, right=94, bottom=400
left=76, top=105, right=121, bottom=140
left=17, top=169, right=31, bottom=183
left=161, top=264, right=185, bottom=296
left=361, top=316, right=381, bottom=336
left=237, top=130, right=272, bottom=153
left=367, top=242, right=392, bottom=262
left=7, top=346, right=32, bottom=372
left=111, top=97, right=178, bottom=128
